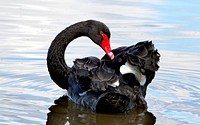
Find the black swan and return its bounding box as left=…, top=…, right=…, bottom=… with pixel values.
left=47, top=20, right=160, bottom=113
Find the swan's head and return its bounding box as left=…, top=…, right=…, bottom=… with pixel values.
left=87, top=20, right=114, bottom=60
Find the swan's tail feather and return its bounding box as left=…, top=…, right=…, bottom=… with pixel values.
left=127, top=41, right=160, bottom=72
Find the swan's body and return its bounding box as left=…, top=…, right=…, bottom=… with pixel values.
left=47, top=20, right=160, bottom=113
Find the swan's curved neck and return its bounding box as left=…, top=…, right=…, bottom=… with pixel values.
left=47, top=22, right=88, bottom=89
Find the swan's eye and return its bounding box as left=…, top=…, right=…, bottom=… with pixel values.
left=100, top=31, right=107, bottom=38
left=100, top=31, right=104, bottom=35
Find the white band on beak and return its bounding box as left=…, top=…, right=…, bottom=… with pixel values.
left=108, top=52, right=114, bottom=59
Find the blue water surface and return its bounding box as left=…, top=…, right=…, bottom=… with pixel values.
left=0, top=0, right=200, bottom=125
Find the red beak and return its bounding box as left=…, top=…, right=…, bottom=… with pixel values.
left=100, top=32, right=114, bottom=60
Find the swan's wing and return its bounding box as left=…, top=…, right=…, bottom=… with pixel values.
left=71, top=56, right=118, bottom=92
left=89, top=61, right=118, bottom=90
left=68, top=56, right=100, bottom=92
left=73, top=56, right=100, bottom=71
left=101, top=41, right=160, bottom=96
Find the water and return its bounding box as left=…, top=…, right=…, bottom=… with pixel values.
left=0, top=0, right=200, bottom=125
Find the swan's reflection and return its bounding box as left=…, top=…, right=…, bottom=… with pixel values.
left=46, top=96, right=156, bottom=125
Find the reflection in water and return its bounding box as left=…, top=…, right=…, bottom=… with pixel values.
left=46, top=96, right=156, bottom=125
